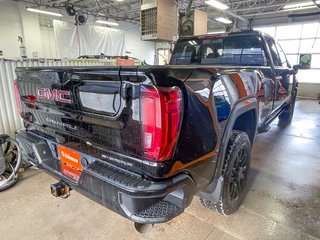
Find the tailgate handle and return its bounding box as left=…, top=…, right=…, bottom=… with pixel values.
left=79, top=84, right=120, bottom=94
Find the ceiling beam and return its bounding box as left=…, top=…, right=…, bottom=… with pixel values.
left=221, top=9, right=249, bottom=23
left=230, top=1, right=291, bottom=13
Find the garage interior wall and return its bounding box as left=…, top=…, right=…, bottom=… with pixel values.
left=53, top=20, right=126, bottom=58
left=0, top=0, right=156, bottom=64
left=255, top=23, right=320, bottom=99
left=0, top=1, right=25, bottom=58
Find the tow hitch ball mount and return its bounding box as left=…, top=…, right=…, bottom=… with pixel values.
left=50, top=181, right=72, bottom=199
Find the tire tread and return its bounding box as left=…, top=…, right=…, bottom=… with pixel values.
left=200, top=130, right=249, bottom=215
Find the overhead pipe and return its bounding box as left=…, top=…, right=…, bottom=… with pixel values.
left=186, top=0, right=194, bottom=17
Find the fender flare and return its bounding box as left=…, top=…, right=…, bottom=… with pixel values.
left=198, top=96, right=258, bottom=202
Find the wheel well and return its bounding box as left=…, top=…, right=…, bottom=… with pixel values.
left=232, top=109, right=257, bottom=144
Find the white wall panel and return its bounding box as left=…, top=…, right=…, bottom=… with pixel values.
left=0, top=1, right=23, bottom=58
left=0, top=60, right=23, bottom=137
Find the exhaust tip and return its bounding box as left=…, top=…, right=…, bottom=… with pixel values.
left=134, top=222, right=154, bottom=234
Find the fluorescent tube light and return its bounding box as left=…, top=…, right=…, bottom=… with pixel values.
left=281, top=5, right=317, bottom=12
left=206, top=0, right=229, bottom=10
left=208, top=31, right=226, bottom=34
left=27, top=8, right=62, bottom=17
left=96, top=20, right=119, bottom=26
left=215, top=17, right=232, bottom=24
left=188, top=40, right=197, bottom=45
left=283, top=1, right=320, bottom=9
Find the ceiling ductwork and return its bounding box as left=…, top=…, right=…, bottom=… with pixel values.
left=140, top=0, right=178, bottom=41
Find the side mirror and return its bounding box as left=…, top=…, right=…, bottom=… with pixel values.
left=290, top=54, right=312, bottom=74
left=289, top=65, right=310, bottom=76
left=293, top=64, right=310, bottom=70
left=295, top=54, right=312, bottom=70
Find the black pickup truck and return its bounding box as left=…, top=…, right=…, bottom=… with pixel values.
left=15, top=30, right=302, bottom=232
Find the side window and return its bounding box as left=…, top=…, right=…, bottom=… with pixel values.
left=183, top=45, right=197, bottom=63
left=276, top=42, right=288, bottom=67
left=266, top=38, right=281, bottom=66
left=205, top=47, right=213, bottom=58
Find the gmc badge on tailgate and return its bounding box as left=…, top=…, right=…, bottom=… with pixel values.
left=36, top=88, right=72, bottom=104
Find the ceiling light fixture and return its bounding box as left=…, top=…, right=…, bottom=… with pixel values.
left=96, top=20, right=119, bottom=26
left=281, top=5, right=318, bottom=12
left=208, top=31, right=226, bottom=34
left=215, top=17, right=232, bottom=24
left=283, top=1, right=320, bottom=9
left=26, top=8, right=62, bottom=17
left=205, top=0, right=229, bottom=10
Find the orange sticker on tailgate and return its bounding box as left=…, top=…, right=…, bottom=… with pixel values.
left=61, top=163, right=81, bottom=182
left=58, top=145, right=82, bottom=171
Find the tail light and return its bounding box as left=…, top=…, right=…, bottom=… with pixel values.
left=141, top=85, right=183, bottom=162
left=13, top=80, right=22, bottom=117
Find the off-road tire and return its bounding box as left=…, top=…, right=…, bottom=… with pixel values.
left=200, top=130, right=251, bottom=215
left=278, top=91, right=297, bottom=126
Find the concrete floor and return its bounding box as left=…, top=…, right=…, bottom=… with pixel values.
left=0, top=99, right=319, bottom=240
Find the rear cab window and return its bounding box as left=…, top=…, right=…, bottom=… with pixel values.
left=171, top=34, right=267, bottom=66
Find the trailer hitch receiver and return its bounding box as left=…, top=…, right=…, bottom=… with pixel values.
left=50, top=181, right=71, bottom=199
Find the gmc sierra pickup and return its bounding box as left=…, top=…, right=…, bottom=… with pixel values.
left=15, top=30, right=302, bottom=232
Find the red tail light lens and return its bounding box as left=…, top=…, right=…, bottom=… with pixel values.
left=141, top=85, right=183, bottom=162
left=13, top=80, right=22, bottom=117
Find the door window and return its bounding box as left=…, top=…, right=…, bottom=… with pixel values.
left=276, top=42, right=288, bottom=67
left=266, top=38, right=281, bottom=66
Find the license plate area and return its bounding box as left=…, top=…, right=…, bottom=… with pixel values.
left=58, top=145, right=82, bottom=181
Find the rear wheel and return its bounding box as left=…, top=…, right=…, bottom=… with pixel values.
left=200, top=130, right=251, bottom=215
left=278, top=91, right=297, bottom=126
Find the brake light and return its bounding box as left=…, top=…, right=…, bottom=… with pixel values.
left=13, top=80, right=22, bottom=117
left=141, top=85, right=183, bottom=162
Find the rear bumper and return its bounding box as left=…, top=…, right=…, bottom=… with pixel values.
left=16, top=130, right=195, bottom=224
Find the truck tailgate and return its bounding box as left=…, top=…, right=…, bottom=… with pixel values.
left=16, top=67, right=144, bottom=173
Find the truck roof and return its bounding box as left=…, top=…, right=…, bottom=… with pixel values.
left=178, top=30, right=272, bottom=41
